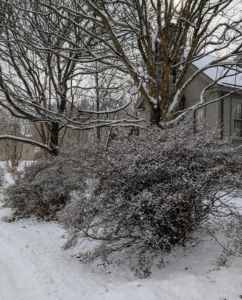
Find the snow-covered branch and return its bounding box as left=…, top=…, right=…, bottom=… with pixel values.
left=0, top=135, right=52, bottom=153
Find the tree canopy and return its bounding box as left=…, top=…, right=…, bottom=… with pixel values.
left=0, top=0, right=242, bottom=152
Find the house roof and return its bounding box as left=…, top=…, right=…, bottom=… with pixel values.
left=192, top=54, right=242, bottom=88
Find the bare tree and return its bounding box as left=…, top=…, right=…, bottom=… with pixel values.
left=0, top=0, right=241, bottom=146
left=33, top=0, right=242, bottom=125
left=77, top=61, right=136, bottom=140
left=0, top=109, right=32, bottom=171
left=0, top=0, right=140, bottom=154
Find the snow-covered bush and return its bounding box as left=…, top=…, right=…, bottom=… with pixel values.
left=59, top=118, right=242, bottom=277
left=4, top=150, right=90, bottom=219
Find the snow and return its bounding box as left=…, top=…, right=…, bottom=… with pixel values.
left=1, top=205, right=242, bottom=300
left=1, top=174, right=242, bottom=299
left=0, top=161, right=33, bottom=171
left=0, top=136, right=52, bottom=152
left=3, top=173, right=15, bottom=186
left=192, top=55, right=242, bottom=88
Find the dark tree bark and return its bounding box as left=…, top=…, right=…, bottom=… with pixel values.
left=50, top=122, right=59, bottom=155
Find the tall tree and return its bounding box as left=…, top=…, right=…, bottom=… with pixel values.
left=0, top=0, right=139, bottom=154
left=37, top=0, right=242, bottom=124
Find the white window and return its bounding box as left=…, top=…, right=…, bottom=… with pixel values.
left=234, top=103, right=242, bottom=137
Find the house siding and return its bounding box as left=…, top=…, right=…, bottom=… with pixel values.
left=204, top=91, right=219, bottom=127
left=183, top=66, right=210, bottom=109
left=135, top=62, right=242, bottom=149
left=223, top=96, right=231, bottom=138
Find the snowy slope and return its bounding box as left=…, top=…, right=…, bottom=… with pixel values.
left=1, top=203, right=242, bottom=300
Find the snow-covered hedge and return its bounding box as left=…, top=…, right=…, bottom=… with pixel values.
left=59, top=118, right=242, bottom=277
left=4, top=152, right=89, bottom=219
left=5, top=117, right=242, bottom=277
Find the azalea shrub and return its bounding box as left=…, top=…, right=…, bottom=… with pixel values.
left=5, top=117, right=242, bottom=276
left=59, top=118, right=242, bottom=277
left=4, top=151, right=90, bottom=219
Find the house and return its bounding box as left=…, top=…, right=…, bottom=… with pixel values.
left=135, top=54, right=242, bottom=147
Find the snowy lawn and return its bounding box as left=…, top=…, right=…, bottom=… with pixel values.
left=1, top=171, right=242, bottom=299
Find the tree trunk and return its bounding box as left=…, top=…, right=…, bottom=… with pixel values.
left=95, top=62, right=101, bottom=140
left=50, top=122, right=59, bottom=155
left=149, top=105, right=162, bottom=126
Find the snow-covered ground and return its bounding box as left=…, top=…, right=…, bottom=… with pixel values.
left=1, top=170, right=242, bottom=299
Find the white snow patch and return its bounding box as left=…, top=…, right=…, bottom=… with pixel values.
left=0, top=200, right=242, bottom=300
left=17, top=160, right=33, bottom=172
left=3, top=173, right=15, bottom=186
left=0, top=160, right=33, bottom=171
